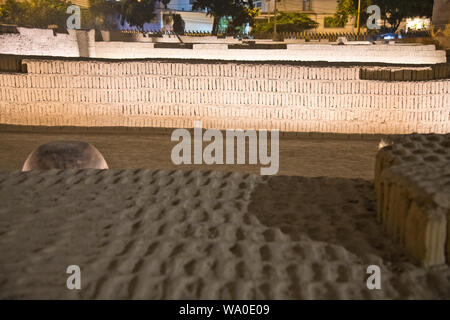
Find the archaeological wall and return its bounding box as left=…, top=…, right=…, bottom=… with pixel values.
left=0, top=28, right=80, bottom=57
left=0, top=59, right=449, bottom=134
left=375, top=134, right=450, bottom=267
left=0, top=28, right=447, bottom=64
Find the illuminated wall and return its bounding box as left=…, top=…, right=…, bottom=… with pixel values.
left=0, top=59, right=448, bottom=134
left=0, top=28, right=446, bottom=64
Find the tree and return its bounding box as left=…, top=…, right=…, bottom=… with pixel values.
left=226, top=3, right=259, bottom=35
left=86, top=0, right=121, bottom=30
left=172, top=14, right=185, bottom=35
left=252, top=12, right=318, bottom=34
left=0, top=0, right=163, bottom=31
left=160, top=0, right=170, bottom=9
left=375, top=0, right=433, bottom=31
left=119, top=0, right=158, bottom=31
left=331, top=0, right=434, bottom=32
left=0, top=0, right=27, bottom=25
left=331, top=0, right=371, bottom=29
left=192, top=0, right=257, bottom=35
left=0, top=0, right=70, bottom=28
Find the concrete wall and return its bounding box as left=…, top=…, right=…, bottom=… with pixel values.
left=0, top=59, right=449, bottom=134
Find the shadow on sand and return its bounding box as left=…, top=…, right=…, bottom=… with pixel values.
left=247, top=176, right=409, bottom=265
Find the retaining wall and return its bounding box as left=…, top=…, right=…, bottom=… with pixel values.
left=0, top=59, right=449, bottom=134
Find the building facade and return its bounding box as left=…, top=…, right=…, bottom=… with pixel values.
left=257, top=0, right=355, bottom=32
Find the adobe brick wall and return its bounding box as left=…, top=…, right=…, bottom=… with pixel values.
left=92, top=44, right=446, bottom=64
left=375, top=134, right=450, bottom=267
left=360, top=65, right=450, bottom=81
left=0, top=28, right=80, bottom=57
left=0, top=59, right=449, bottom=134
left=0, top=27, right=447, bottom=64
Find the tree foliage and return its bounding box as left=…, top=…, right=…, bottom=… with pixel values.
left=332, top=0, right=434, bottom=31
left=192, top=0, right=258, bottom=35
left=252, top=12, right=318, bottom=34
left=0, top=0, right=164, bottom=31
left=0, top=0, right=69, bottom=28
left=331, top=0, right=371, bottom=28
left=226, top=5, right=259, bottom=35
left=375, top=0, right=433, bottom=31
left=172, top=14, right=185, bottom=34
left=160, top=0, right=170, bottom=9
left=86, top=0, right=121, bottom=30
left=119, top=0, right=158, bottom=31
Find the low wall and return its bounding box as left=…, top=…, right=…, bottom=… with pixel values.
left=0, top=58, right=449, bottom=134
left=0, top=27, right=446, bottom=64
left=92, top=43, right=445, bottom=64
left=99, top=32, right=240, bottom=44
left=360, top=64, right=450, bottom=81
left=0, top=28, right=80, bottom=57
left=95, top=42, right=157, bottom=60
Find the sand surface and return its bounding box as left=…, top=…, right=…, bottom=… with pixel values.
left=0, top=128, right=378, bottom=179
left=0, top=169, right=449, bottom=299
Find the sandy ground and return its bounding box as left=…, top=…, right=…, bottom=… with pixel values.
left=0, top=169, right=449, bottom=299
left=0, top=128, right=448, bottom=299
left=0, top=128, right=378, bottom=179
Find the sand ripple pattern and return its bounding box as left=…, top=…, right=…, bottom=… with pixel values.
left=0, top=169, right=449, bottom=299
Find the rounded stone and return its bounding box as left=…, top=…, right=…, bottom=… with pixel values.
left=22, top=141, right=108, bottom=171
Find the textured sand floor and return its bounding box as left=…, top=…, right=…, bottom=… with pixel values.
left=0, top=128, right=378, bottom=179
left=0, top=169, right=449, bottom=299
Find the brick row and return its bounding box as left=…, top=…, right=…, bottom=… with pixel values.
left=1, top=74, right=449, bottom=96
left=1, top=111, right=447, bottom=135
left=1, top=101, right=448, bottom=125
left=22, top=59, right=360, bottom=80
left=1, top=87, right=448, bottom=109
